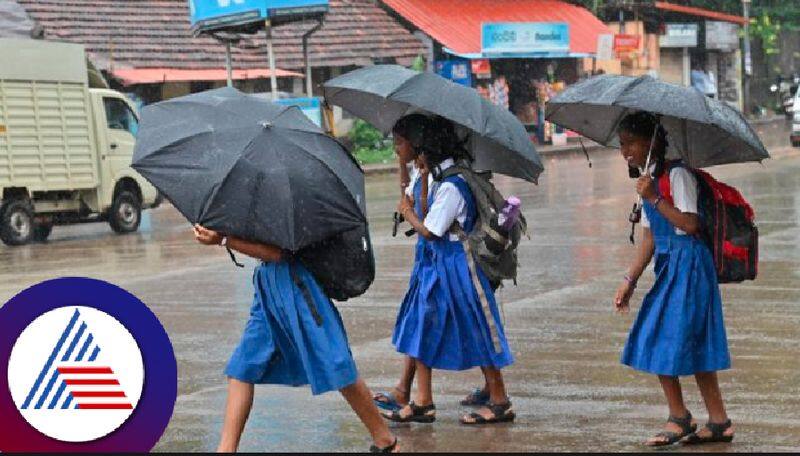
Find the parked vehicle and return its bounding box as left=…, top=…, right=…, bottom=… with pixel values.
left=0, top=39, right=160, bottom=246
left=770, top=74, right=799, bottom=119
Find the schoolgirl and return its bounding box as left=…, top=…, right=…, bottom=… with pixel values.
left=614, top=111, right=734, bottom=446
left=192, top=226, right=398, bottom=453
left=383, top=116, right=516, bottom=425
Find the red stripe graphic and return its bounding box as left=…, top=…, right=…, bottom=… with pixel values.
left=71, top=391, right=127, bottom=398
left=64, top=379, right=120, bottom=385
left=77, top=403, right=133, bottom=410
left=57, top=367, right=113, bottom=374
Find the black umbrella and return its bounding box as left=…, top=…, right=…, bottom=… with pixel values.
left=323, top=65, right=544, bottom=183
left=133, top=87, right=374, bottom=298
left=545, top=74, right=769, bottom=168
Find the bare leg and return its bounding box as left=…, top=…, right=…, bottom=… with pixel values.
left=645, top=375, right=694, bottom=446
left=390, top=360, right=434, bottom=420
left=694, top=372, right=735, bottom=438
left=374, top=356, right=415, bottom=407
left=461, top=367, right=510, bottom=422
left=462, top=367, right=491, bottom=403
left=414, top=360, right=433, bottom=405
left=217, top=378, right=254, bottom=453
left=340, top=378, right=398, bottom=451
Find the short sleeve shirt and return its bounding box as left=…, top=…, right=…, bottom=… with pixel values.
left=642, top=166, right=699, bottom=235
left=419, top=159, right=468, bottom=240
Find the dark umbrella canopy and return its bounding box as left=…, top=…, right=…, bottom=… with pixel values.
left=545, top=74, right=769, bottom=168
left=323, top=65, right=544, bottom=183
left=132, top=87, right=366, bottom=251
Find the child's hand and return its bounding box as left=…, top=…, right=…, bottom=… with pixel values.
left=193, top=224, right=222, bottom=246
left=614, top=281, right=634, bottom=314
left=636, top=176, right=657, bottom=202
left=397, top=196, right=413, bottom=217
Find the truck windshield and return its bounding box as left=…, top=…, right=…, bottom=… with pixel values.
left=103, top=97, right=139, bottom=137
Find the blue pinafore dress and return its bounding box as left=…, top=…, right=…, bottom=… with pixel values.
left=621, top=175, right=731, bottom=376
left=225, top=260, right=358, bottom=395
left=392, top=175, right=514, bottom=371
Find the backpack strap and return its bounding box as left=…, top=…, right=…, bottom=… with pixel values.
left=451, top=222, right=502, bottom=354
left=443, top=174, right=477, bottom=233
left=656, top=160, right=687, bottom=206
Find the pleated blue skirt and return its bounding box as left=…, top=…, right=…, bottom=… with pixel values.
left=225, top=260, right=358, bottom=395
left=622, top=236, right=731, bottom=376
left=393, top=239, right=514, bottom=371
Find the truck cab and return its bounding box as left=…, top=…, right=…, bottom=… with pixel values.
left=0, top=39, right=159, bottom=246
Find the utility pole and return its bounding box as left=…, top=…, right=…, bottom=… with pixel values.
left=742, top=0, right=752, bottom=116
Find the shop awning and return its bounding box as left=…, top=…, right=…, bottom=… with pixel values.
left=112, top=68, right=304, bottom=86
left=654, top=1, right=748, bottom=26
left=382, top=0, right=612, bottom=58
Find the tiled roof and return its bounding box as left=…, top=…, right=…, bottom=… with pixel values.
left=15, top=0, right=425, bottom=72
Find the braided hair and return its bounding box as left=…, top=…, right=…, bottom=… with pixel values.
left=618, top=111, right=669, bottom=177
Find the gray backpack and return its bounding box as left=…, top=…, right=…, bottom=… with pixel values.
left=440, top=165, right=525, bottom=289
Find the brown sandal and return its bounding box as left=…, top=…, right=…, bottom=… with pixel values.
left=646, top=412, right=697, bottom=447
left=460, top=401, right=515, bottom=425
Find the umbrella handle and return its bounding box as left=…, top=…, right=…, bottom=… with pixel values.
left=633, top=123, right=660, bottom=212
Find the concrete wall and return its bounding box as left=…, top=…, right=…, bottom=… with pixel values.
left=660, top=48, right=686, bottom=85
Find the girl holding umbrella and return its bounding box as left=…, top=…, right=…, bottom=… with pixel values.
left=381, top=116, right=516, bottom=425
left=373, top=115, right=494, bottom=414
left=192, top=226, right=399, bottom=453
left=614, top=111, right=734, bottom=446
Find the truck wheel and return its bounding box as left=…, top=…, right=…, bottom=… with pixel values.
left=109, top=190, right=141, bottom=234
left=33, top=223, right=53, bottom=242
left=0, top=198, right=35, bottom=246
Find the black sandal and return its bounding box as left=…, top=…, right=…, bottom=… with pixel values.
left=381, top=402, right=436, bottom=423
left=681, top=419, right=734, bottom=445
left=646, top=412, right=697, bottom=447
left=460, top=388, right=490, bottom=407
left=460, top=401, right=515, bottom=425
left=369, top=437, right=398, bottom=453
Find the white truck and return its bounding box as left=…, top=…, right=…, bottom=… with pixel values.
left=0, top=39, right=159, bottom=245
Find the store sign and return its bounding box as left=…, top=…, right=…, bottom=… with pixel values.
left=706, top=21, right=739, bottom=51
left=188, top=0, right=328, bottom=33
left=659, top=23, right=698, bottom=48
left=481, top=22, right=570, bottom=54
left=275, top=97, right=323, bottom=127
left=614, top=34, right=641, bottom=52
left=596, top=34, right=614, bottom=60
left=435, top=60, right=472, bottom=87
left=471, top=59, right=492, bottom=79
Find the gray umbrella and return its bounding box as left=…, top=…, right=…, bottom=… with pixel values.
left=133, top=86, right=370, bottom=248
left=545, top=74, right=769, bottom=168
left=323, top=65, right=544, bottom=183
left=133, top=87, right=374, bottom=299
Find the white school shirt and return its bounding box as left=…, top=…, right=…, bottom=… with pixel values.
left=406, top=159, right=467, bottom=241
left=642, top=164, right=699, bottom=235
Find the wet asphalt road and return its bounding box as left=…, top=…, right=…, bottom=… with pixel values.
left=1, top=144, right=799, bottom=452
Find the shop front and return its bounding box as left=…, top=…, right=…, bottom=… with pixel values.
left=382, top=0, right=611, bottom=145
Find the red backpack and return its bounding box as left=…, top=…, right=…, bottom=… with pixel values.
left=658, top=163, right=758, bottom=283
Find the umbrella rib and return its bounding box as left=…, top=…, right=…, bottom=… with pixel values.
left=196, top=132, right=262, bottom=224
left=277, top=132, right=367, bottom=221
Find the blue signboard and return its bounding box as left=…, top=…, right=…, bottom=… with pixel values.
left=434, top=59, right=472, bottom=87
left=275, top=97, right=323, bottom=127
left=188, top=0, right=328, bottom=33
left=481, top=22, right=570, bottom=55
